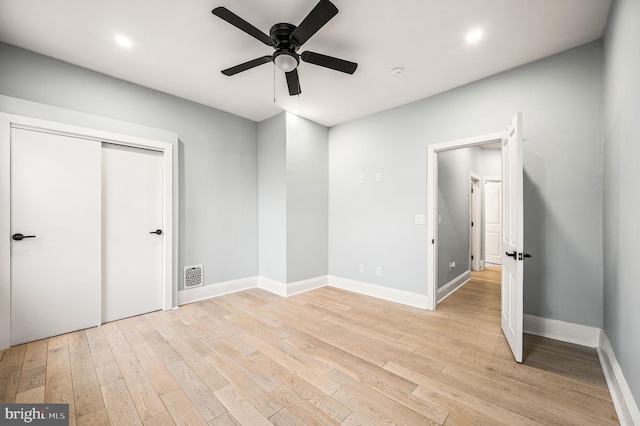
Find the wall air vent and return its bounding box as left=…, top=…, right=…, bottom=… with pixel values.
left=184, top=265, right=203, bottom=289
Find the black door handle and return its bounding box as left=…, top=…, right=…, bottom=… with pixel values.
left=505, top=251, right=516, bottom=258
left=150, top=229, right=163, bottom=235
left=12, top=233, right=36, bottom=241
left=524, top=253, right=531, bottom=258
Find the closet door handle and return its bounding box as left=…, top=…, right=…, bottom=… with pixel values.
left=150, top=229, right=163, bottom=235
left=12, top=233, right=36, bottom=241
left=505, top=251, right=516, bottom=258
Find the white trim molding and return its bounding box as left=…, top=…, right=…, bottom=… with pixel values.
left=523, top=314, right=601, bottom=348
left=257, top=277, right=288, bottom=297
left=178, top=276, right=258, bottom=305
left=437, top=270, right=471, bottom=303
left=287, top=276, right=329, bottom=296
left=598, top=332, right=640, bottom=426
left=258, top=275, right=329, bottom=297
left=179, top=274, right=427, bottom=310
left=328, top=276, right=429, bottom=309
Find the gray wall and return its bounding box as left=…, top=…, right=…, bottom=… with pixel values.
left=0, top=42, right=259, bottom=290
left=258, top=113, right=287, bottom=283
left=437, top=147, right=480, bottom=288
left=286, top=114, right=329, bottom=283
left=329, top=41, right=604, bottom=327
left=481, top=148, right=502, bottom=177
left=603, top=0, right=640, bottom=405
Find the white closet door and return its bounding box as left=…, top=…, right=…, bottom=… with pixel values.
left=10, top=128, right=101, bottom=346
left=102, top=143, right=163, bottom=323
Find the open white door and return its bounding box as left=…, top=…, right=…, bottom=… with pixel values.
left=501, top=113, right=524, bottom=362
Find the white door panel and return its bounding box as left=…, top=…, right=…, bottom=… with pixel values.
left=10, top=128, right=101, bottom=345
left=484, top=181, right=502, bottom=265
left=501, top=113, right=524, bottom=363
left=102, top=143, right=163, bottom=323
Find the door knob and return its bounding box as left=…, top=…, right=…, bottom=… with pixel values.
left=505, top=251, right=516, bottom=258
left=150, top=229, right=163, bottom=235
left=12, top=233, right=36, bottom=241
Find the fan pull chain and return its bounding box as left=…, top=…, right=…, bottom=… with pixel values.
left=273, top=63, right=276, bottom=103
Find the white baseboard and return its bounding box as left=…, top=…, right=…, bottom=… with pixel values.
left=523, top=314, right=601, bottom=348
left=257, top=276, right=287, bottom=297
left=437, top=270, right=471, bottom=303
left=597, top=332, right=640, bottom=426
left=178, top=276, right=258, bottom=305
left=178, top=273, right=428, bottom=311
left=287, top=275, right=329, bottom=296
left=328, top=276, right=429, bottom=309
left=258, top=275, right=329, bottom=297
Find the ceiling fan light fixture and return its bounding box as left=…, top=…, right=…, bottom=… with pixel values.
left=274, top=51, right=299, bottom=72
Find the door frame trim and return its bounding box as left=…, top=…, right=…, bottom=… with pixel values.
left=0, top=113, right=174, bottom=349
left=469, top=172, right=481, bottom=272
left=426, top=131, right=503, bottom=310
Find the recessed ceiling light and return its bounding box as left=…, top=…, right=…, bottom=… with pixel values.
left=465, top=29, right=483, bottom=44
left=114, top=35, right=133, bottom=49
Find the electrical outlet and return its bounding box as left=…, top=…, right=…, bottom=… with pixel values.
left=376, top=267, right=382, bottom=276
left=449, top=261, right=456, bottom=271
left=359, top=175, right=365, bottom=184
left=415, top=214, right=425, bottom=225
left=376, top=172, right=382, bottom=182
left=359, top=264, right=365, bottom=273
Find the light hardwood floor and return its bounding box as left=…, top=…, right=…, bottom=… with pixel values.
left=0, top=268, right=618, bottom=425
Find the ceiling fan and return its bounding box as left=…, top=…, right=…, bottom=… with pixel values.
left=212, top=0, right=357, bottom=96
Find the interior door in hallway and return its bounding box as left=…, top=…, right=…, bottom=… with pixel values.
left=102, top=143, right=163, bottom=323
left=10, top=128, right=101, bottom=345
left=501, top=113, right=524, bottom=363
left=484, top=179, right=502, bottom=265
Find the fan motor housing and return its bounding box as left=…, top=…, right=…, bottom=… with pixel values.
left=270, top=23, right=299, bottom=50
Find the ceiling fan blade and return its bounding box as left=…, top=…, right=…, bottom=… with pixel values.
left=290, top=0, right=338, bottom=46
left=212, top=7, right=274, bottom=46
left=285, top=69, right=301, bottom=96
left=301, top=51, right=357, bottom=74
left=222, top=56, right=272, bottom=76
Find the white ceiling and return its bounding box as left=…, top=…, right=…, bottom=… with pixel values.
left=0, top=0, right=611, bottom=127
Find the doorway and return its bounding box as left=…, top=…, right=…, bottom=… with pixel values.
left=433, top=143, right=502, bottom=302
left=426, top=113, right=525, bottom=362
